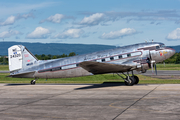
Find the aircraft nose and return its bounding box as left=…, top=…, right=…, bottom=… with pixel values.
left=168, top=48, right=176, bottom=57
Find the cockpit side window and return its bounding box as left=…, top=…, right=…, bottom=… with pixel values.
left=156, top=46, right=160, bottom=49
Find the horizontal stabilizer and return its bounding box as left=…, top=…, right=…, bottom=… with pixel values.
left=7, top=71, right=35, bottom=78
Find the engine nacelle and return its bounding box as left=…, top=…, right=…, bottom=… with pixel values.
left=136, top=63, right=150, bottom=73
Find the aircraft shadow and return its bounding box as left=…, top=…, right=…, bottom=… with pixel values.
left=75, top=82, right=125, bottom=90
left=5, top=84, right=30, bottom=86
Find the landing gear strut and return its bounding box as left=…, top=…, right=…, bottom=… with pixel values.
left=30, top=78, right=38, bottom=85
left=116, top=71, right=139, bottom=86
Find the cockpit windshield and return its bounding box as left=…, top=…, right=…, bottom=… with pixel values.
left=156, top=44, right=166, bottom=50
left=160, top=44, right=166, bottom=48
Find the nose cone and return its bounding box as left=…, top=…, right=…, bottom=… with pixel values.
left=167, top=48, right=176, bottom=58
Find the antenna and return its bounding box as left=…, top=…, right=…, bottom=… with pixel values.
left=143, top=39, right=148, bottom=43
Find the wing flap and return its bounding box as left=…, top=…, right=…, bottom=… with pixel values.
left=79, top=61, right=132, bottom=74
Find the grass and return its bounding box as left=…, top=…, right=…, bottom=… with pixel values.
left=0, top=65, right=9, bottom=71
left=1, top=73, right=180, bottom=84
left=156, top=64, right=180, bottom=70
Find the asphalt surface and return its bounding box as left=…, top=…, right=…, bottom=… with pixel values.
left=0, top=71, right=9, bottom=73
left=0, top=83, right=180, bottom=120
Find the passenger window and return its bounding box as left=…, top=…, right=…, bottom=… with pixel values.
left=102, top=59, right=105, bottom=62
left=127, top=54, right=131, bottom=57
left=110, top=57, right=114, bottom=60
left=119, top=55, right=122, bottom=59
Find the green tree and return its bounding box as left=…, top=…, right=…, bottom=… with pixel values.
left=52, top=56, right=57, bottom=59
left=69, top=52, right=76, bottom=57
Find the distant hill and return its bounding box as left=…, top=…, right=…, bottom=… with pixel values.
left=0, top=41, right=179, bottom=55
left=0, top=42, right=116, bottom=55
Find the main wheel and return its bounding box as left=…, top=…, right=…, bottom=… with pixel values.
left=133, top=75, right=139, bottom=84
left=30, top=80, right=36, bottom=85
left=125, top=77, right=135, bottom=86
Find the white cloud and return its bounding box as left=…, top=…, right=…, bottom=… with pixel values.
left=80, top=13, right=105, bottom=26
left=0, top=13, right=34, bottom=26
left=100, top=28, right=138, bottom=39
left=166, top=28, right=180, bottom=40
left=26, top=27, right=51, bottom=39
left=78, top=10, right=180, bottom=27
left=40, top=14, right=65, bottom=24
left=0, top=30, right=22, bottom=38
left=0, top=15, right=16, bottom=26
left=54, top=29, right=84, bottom=39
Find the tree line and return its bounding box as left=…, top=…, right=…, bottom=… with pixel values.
left=163, top=52, right=180, bottom=64
left=0, top=52, right=180, bottom=65
left=0, top=52, right=76, bottom=64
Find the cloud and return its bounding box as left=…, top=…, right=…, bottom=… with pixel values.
left=106, top=10, right=180, bottom=24
left=78, top=10, right=180, bottom=27
left=0, top=30, right=22, bottom=38
left=100, top=28, right=139, bottom=39
left=80, top=13, right=105, bottom=26
left=53, top=29, right=84, bottom=39
left=0, top=12, right=34, bottom=26
left=26, top=27, right=51, bottom=39
left=0, top=15, right=16, bottom=26
left=40, top=14, right=65, bottom=24
left=166, top=28, right=180, bottom=40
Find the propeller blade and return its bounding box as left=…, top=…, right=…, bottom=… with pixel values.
left=155, top=63, right=157, bottom=75
left=151, top=63, right=154, bottom=75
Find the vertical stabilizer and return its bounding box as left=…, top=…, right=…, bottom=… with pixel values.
left=8, top=45, right=23, bottom=72
left=8, top=45, right=38, bottom=72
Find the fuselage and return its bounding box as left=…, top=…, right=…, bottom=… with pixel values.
left=10, top=42, right=175, bottom=78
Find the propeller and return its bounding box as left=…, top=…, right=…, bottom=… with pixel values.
left=150, top=60, right=157, bottom=75
left=154, top=63, right=157, bottom=75
left=149, top=51, right=157, bottom=75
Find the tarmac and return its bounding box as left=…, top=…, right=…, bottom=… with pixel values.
left=0, top=83, right=180, bottom=120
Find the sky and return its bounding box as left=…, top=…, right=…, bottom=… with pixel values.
left=0, top=0, right=180, bottom=46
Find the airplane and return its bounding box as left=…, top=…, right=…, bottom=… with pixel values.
left=7, top=42, right=175, bottom=86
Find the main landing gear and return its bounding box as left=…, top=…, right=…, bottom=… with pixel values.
left=116, top=71, right=139, bottom=86
left=30, top=78, right=38, bottom=85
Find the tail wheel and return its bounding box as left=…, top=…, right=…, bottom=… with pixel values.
left=125, top=76, right=135, bottom=86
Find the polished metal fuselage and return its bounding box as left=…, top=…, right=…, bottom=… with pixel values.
left=10, top=42, right=175, bottom=78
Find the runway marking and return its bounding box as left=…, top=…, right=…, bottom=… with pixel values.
left=111, top=85, right=160, bottom=120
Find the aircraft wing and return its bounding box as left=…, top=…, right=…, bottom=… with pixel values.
left=79, top=61, right=133, bottom=74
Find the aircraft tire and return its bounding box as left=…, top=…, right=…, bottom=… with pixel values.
left=125, top=77, right=135, bottom=86
left=30, top=80, right=36, bottom=85
left=133, top=75, right=139, bottom=84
